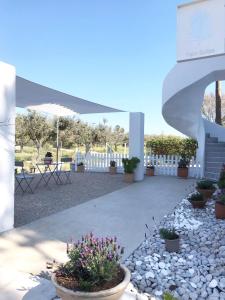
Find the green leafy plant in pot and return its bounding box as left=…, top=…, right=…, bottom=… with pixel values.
left=215, top=192, right=225, bottom=219
left=51, top=233, right=130, bottom=300
left=109, top=160, right=117, bottom=175
left=177, top=155, right=189, bottom=178
left=159, top=228, right=180, bottom=253
left=77, top=162, right=85, bottom=173
left=146, top=163, right=155, bottom=176
left=187, top=192, right=206, bottom=209
left=122, top=157, right=140, bottom=183
left=196, top=180, right=215, bottom=200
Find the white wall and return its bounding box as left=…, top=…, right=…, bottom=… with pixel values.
left=177, top=0, right=225, bottom=62
left=0, top=62, right=15, bottom=232
left=129, top=112, right=145, bottom=181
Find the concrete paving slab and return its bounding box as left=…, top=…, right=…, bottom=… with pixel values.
left=0, top=176, right=195, bottom=299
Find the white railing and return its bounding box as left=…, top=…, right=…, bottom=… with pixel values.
left=75, top=152, right=202, bottom=178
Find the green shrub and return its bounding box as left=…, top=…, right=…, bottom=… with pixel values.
left=178, top=156, right=189, bottom=168
left=218, top=180, right=225, bottom=189
left=187, top=192, right=204, bottom=202
left=146, top=136, right=197, bottom=158
left=122, top=157, right=140, bottom=174
left=196, top=180, right=215, bottom=190
left=163, top=292, right=178, bottom=300
left=159, top=228, right=179, bottom=240
left=216, top=193, right=225, bottom=204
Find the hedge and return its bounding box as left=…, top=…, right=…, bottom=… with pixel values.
left=145, top=135, right=198, bottom=159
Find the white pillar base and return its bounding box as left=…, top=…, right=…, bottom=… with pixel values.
left=129, top=112, right=145, bottom=181
left=0, top=62, right=15, bottom=232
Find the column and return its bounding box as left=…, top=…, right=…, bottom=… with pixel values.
left=129, top=112, right=145, bottom=181
left=0, top=62, right=16, bottom=232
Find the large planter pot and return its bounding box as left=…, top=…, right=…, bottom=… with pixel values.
left=146, top=168, right=154, bottom=176
left=190, top=200, right=206, bottom=209
left=165, top=238, right=180, bottom=253
left=215, top=202, right=225, bottom=219
left=77, top=165, right=85, bottom=173
left=124, top=173, right=134, bottom=183
left=109, top=166, right=117, bottom=175
left=177, top=167, right=188, bottom=178
left=52, top=265, right=131, bottom=300
left=196, top=188, right=215, bottom=200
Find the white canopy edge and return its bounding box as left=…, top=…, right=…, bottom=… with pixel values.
left=16, top=76, right=123, bottom=114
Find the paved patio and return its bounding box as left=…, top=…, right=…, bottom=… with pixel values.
left=0, top=176, right=195, bottom=300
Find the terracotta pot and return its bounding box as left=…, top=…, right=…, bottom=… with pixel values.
left=165, top=238, right=180, bottom=253
left=109, top=166, right=117, bottom=175
left=124, top=173, right=134, bottom=183
left=52, top=265, right=131, bottom=300
left=146, top=168, right=154, bottom=176
left=177, top=167, right=188, bottom=178
left=196, top=188, right=215, bottom=200
left=77, top=165, right=85, bottom=173
left=215, top=201, right=225, bottom=219
left=190, top=200, right=206, bottom=209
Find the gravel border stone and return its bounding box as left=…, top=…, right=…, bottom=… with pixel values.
left=125, top=193, right=225, bottom=300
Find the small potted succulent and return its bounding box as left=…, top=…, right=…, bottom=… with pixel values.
left=52, top=233, right=130, bottom=300
left=177, top=156, right=189, bottom=178
left=77, top=162, right=85, bottom=173
left=146, top=163, right=155, bottom=176
left=215, top=192, right=225, bottom=219
left=44, top=152, right=53, bottom=165
left=109, top=160, right=117, bottom=175
left=122, top=157, right=140, bottom=183
left=196, top=180, right=215, bottom=200
left=187, top=191, right=206, bottom=209
left=159, top=228, right=180, bottom=253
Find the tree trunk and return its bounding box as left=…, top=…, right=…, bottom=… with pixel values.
left=215, top=81, right=222, bottom=125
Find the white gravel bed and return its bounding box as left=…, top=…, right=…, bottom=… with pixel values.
left=125, top=195, right=225, bottom=300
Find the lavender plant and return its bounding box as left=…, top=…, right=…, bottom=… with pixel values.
left=56, top=233, right=124, bottom=291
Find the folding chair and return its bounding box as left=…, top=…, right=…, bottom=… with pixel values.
left=55, top=157, right=73, bottom=184
left=15, top=161, right=34, bottom=193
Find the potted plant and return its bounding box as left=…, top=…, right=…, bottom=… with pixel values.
left=44, top=152, right=53, bottom=165
left=196, top=180, right=215, bottom=200
left=109, top=160, right=117, bottom=175
left=159, top=228, right=180, bottom=253
left=177, top=156, right=189, bottom=178
left=146, top=163, right=155, bottom=176
left=122, top=157, right=140, bottom=183
left=187, top=191, right=206, bottom=209
left=215, top=192, right=225, bottom=219
left=77, top=162, right=85, bottom=173
left=51, top=233, right=131, bottom=300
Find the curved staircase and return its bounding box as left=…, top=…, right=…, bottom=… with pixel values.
left=162, top=54, right=225, bottom=180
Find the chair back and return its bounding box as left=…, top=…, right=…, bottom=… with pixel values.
left=61, top=157, right=72, bottom=163
left=15, top=161, right=24, bottom=168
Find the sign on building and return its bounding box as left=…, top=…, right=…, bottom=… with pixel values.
left=177, top=0, right=225, bottom=62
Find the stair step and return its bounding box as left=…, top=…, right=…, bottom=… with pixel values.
left=206, top=162, right=224, bottom=168
left=206, top=137, right=219, bottom=143
left=205, top=149, right=225, bottom=157
left=206, top=143, right=225, bottom=148
left=206, top=157, right=225, bottom=163
left=205, top=172, right=220, bottom=180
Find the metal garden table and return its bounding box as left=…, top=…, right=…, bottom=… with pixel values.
left=35, top=162, right=63, bottom=189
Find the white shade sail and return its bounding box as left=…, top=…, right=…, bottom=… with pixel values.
left=16, top=76, right=123, bottom=114
left=26, top=103, right=78, bottom=117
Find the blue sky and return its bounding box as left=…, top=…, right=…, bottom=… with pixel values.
left=0, top=0, right=196, bottom=135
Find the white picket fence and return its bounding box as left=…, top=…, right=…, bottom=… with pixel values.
left=75, top=152, right=202, bottom=178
